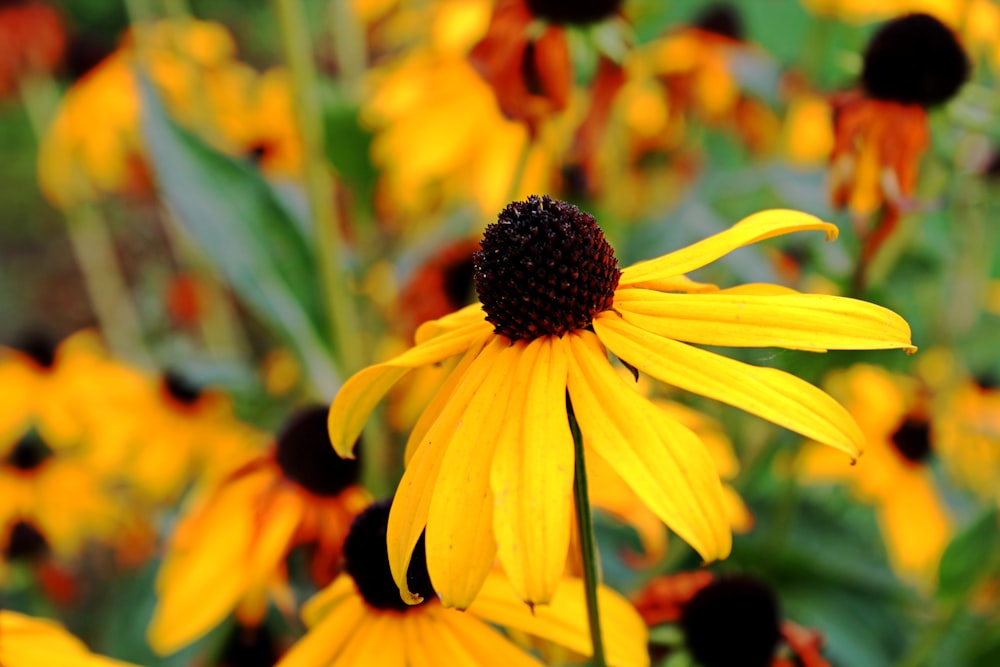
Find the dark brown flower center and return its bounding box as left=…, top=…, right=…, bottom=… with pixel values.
left=680, top=575, right=781, bottom=667
left=3, top=519, right=50, bottom=562
left=342, top=499, right=436, bottom=611
left=4, top=431, right=53, bottom=471
left=889, top=416, right=932, bottom=464
left=693, top=3, right=744, bottom=40
left=275, top=405, right=361, bottom=497
left=524, top=0, right=622, bottom=25
left=12, top=331, right=57, bottom=370
left=162, top=371, right=202, bottom=405
left=861, top=13, right=969, bottom=108
left=474, top=195, right=620, bottom=341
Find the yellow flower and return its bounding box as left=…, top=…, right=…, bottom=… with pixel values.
left=276, top=499, right=649, bottom=667
left=934, top=375, right=1000, bottom=505
left=329, top=197, right=915, bottom=609
left=798, top=364, right=951, bottom=582
left=0, top=611, right=137, bottom=667
left=147, top=406, right=369, bottom=655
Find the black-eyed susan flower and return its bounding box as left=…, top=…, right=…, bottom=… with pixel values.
left=0, top=610, right=138, bottom=667
left=469, top=0, right=623, bottom=134
left=147, top=405, right=369, bottom=655
left=276, top=499, right=649, bottom=667
left=634, top=572, right=831, bottom=667
left=329, top=196, right=915, bottom=609
left=829, top=13, right=969, bottom=268
left=0, top=430, right=121, bottom=580
left=933, top=371, right=1000, bottom=505
left=798, top=364, right=951, bottom=581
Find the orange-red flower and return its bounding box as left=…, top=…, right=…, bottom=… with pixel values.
left=0, top=1, right=64, bottom=97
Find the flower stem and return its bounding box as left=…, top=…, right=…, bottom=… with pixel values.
left=569, top=405, right=608, bottom=667
left=20, top=74, right=152, bottom=367
left=273, top=0, right=364, bottom=378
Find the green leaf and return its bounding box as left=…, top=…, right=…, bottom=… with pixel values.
left=938, top=508, right=1000, bottom=601
left=137, top=74, right=338, bottom=396
left=321, top=85, right=378, bottom=213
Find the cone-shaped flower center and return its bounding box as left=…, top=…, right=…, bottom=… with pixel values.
left=693, top=2, right=744, bottom=40
left=4, top=432, right=54, bottom=471
left=861, top=13, right=969, bottom=108
left=890, top=416, right=932, bottom=464
left=275, top=405, right=361, bottom=497
left=343, top=499, right=436, bottom=611
left=3, top=519, right=50, bottom=561
left=474, top=195, right=620, bottom=341
left=680, top=576, right=781, bottom=667
left=162, top=371, right=202, bottom=405
left=14, top=332, right=57, bottom=370
left=524, top=0, right=622, bottom=25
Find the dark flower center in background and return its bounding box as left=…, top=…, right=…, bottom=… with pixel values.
left=216, top=624, right=280, bottom=667
left=861, top=13, right=969, bottom=108
left=890, top=416, right=932, bottom=463
left=693, top=2, right=744, bottom=40
left=525, top=0, right=622, bottom=25
left=441, top=250, right=477, bottom=312
left=3, top=520, right=50, bottom=562
left=680, top=575, right=782, bottom=667
left=275, top=405, right=361, bottom=497
left=162, top=371, right=202, bottom=405
left=13, top=331, right=57, bottom=370
left=5, top=431, right=54, bottom=471
left=474, top=195, right=620, bottom=341
left=343, top=499, right=436, bottom=611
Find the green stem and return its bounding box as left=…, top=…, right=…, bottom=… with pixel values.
left=569, top=405, right=608, bottom=667
left=20, top=75, right=153, bottom=367
left=326, top=0, right=367, bottom=94
left=273, top=0, right=364, bottom=378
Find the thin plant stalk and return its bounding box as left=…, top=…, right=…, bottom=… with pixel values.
left=20, top=74, right=152, bottom=367
left=273, top=0, right=364, bottom=378
left=569, top=405, right=608, bottom=667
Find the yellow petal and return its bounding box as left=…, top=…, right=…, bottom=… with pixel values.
left=328, top=324, right=491, bottom=457
left=469, top=571, right=650, bottom=667
left=438, top=611, right=546, bottom=667
left=614, top=289, right=916, bottom=352
left=277, top=594, right=367, bottom=667
left=330, top=612, right=405, bottom=667
left=1, top=611, right=139, bottom=667
left=566, top=331, right=730, bottom=561
left=246, top=489, right=303, bottom=592
left=414, top=304, right=490, bottom=344
left=594, top=313, right=865, bottom=460
left=388, top=337, right=506, bottom=604
left=880, top=473, right=951, bottom=582
left=427, top=345, right=519, bottom=609
left=491, top=337, right=574, bottom=606
left=148, top=478, right=260, bottom=655
left=620, top=209, right=837, bottom=288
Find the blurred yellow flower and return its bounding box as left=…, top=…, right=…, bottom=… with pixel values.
left=276, top=499, right=649, bottom=667
left=37, top=20, right=301, bottom=209
left=147, top=406, right=369, bottom=655
left=934, top=375, right=1000, bottom=506
left=798, top=364, right=952, bottom=582
left=0, top=611, right=137, bottom=667
left=330, top=198, right=914, bottom=609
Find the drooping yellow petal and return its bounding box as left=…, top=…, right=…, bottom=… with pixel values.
left=427, top=345, right=519, bottom=609
left=594, top=313, right=865, bottom=460
left=614, top=289, right=916, bottom=352
left=328, top=324, right=491, bottom=457
left=404, top=339, right=488, bottom=465
left=469, top=571, right=650, bottom=667
left=147, top=477, right=261, bottom=655
left=879, top=474, right=951, bottom=582
left=277, top=593, right=368, bottom=667
left=389, top=337, right=506, bottom=604
left=566, top=331, right=730, bottom=561
left=439, top=611, right=546, bottom=667
left=491, top=337, right=573, bottom=606
left=414, top=303, right=490, bottom=344
left=620, top=209, right=837, bottom=288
